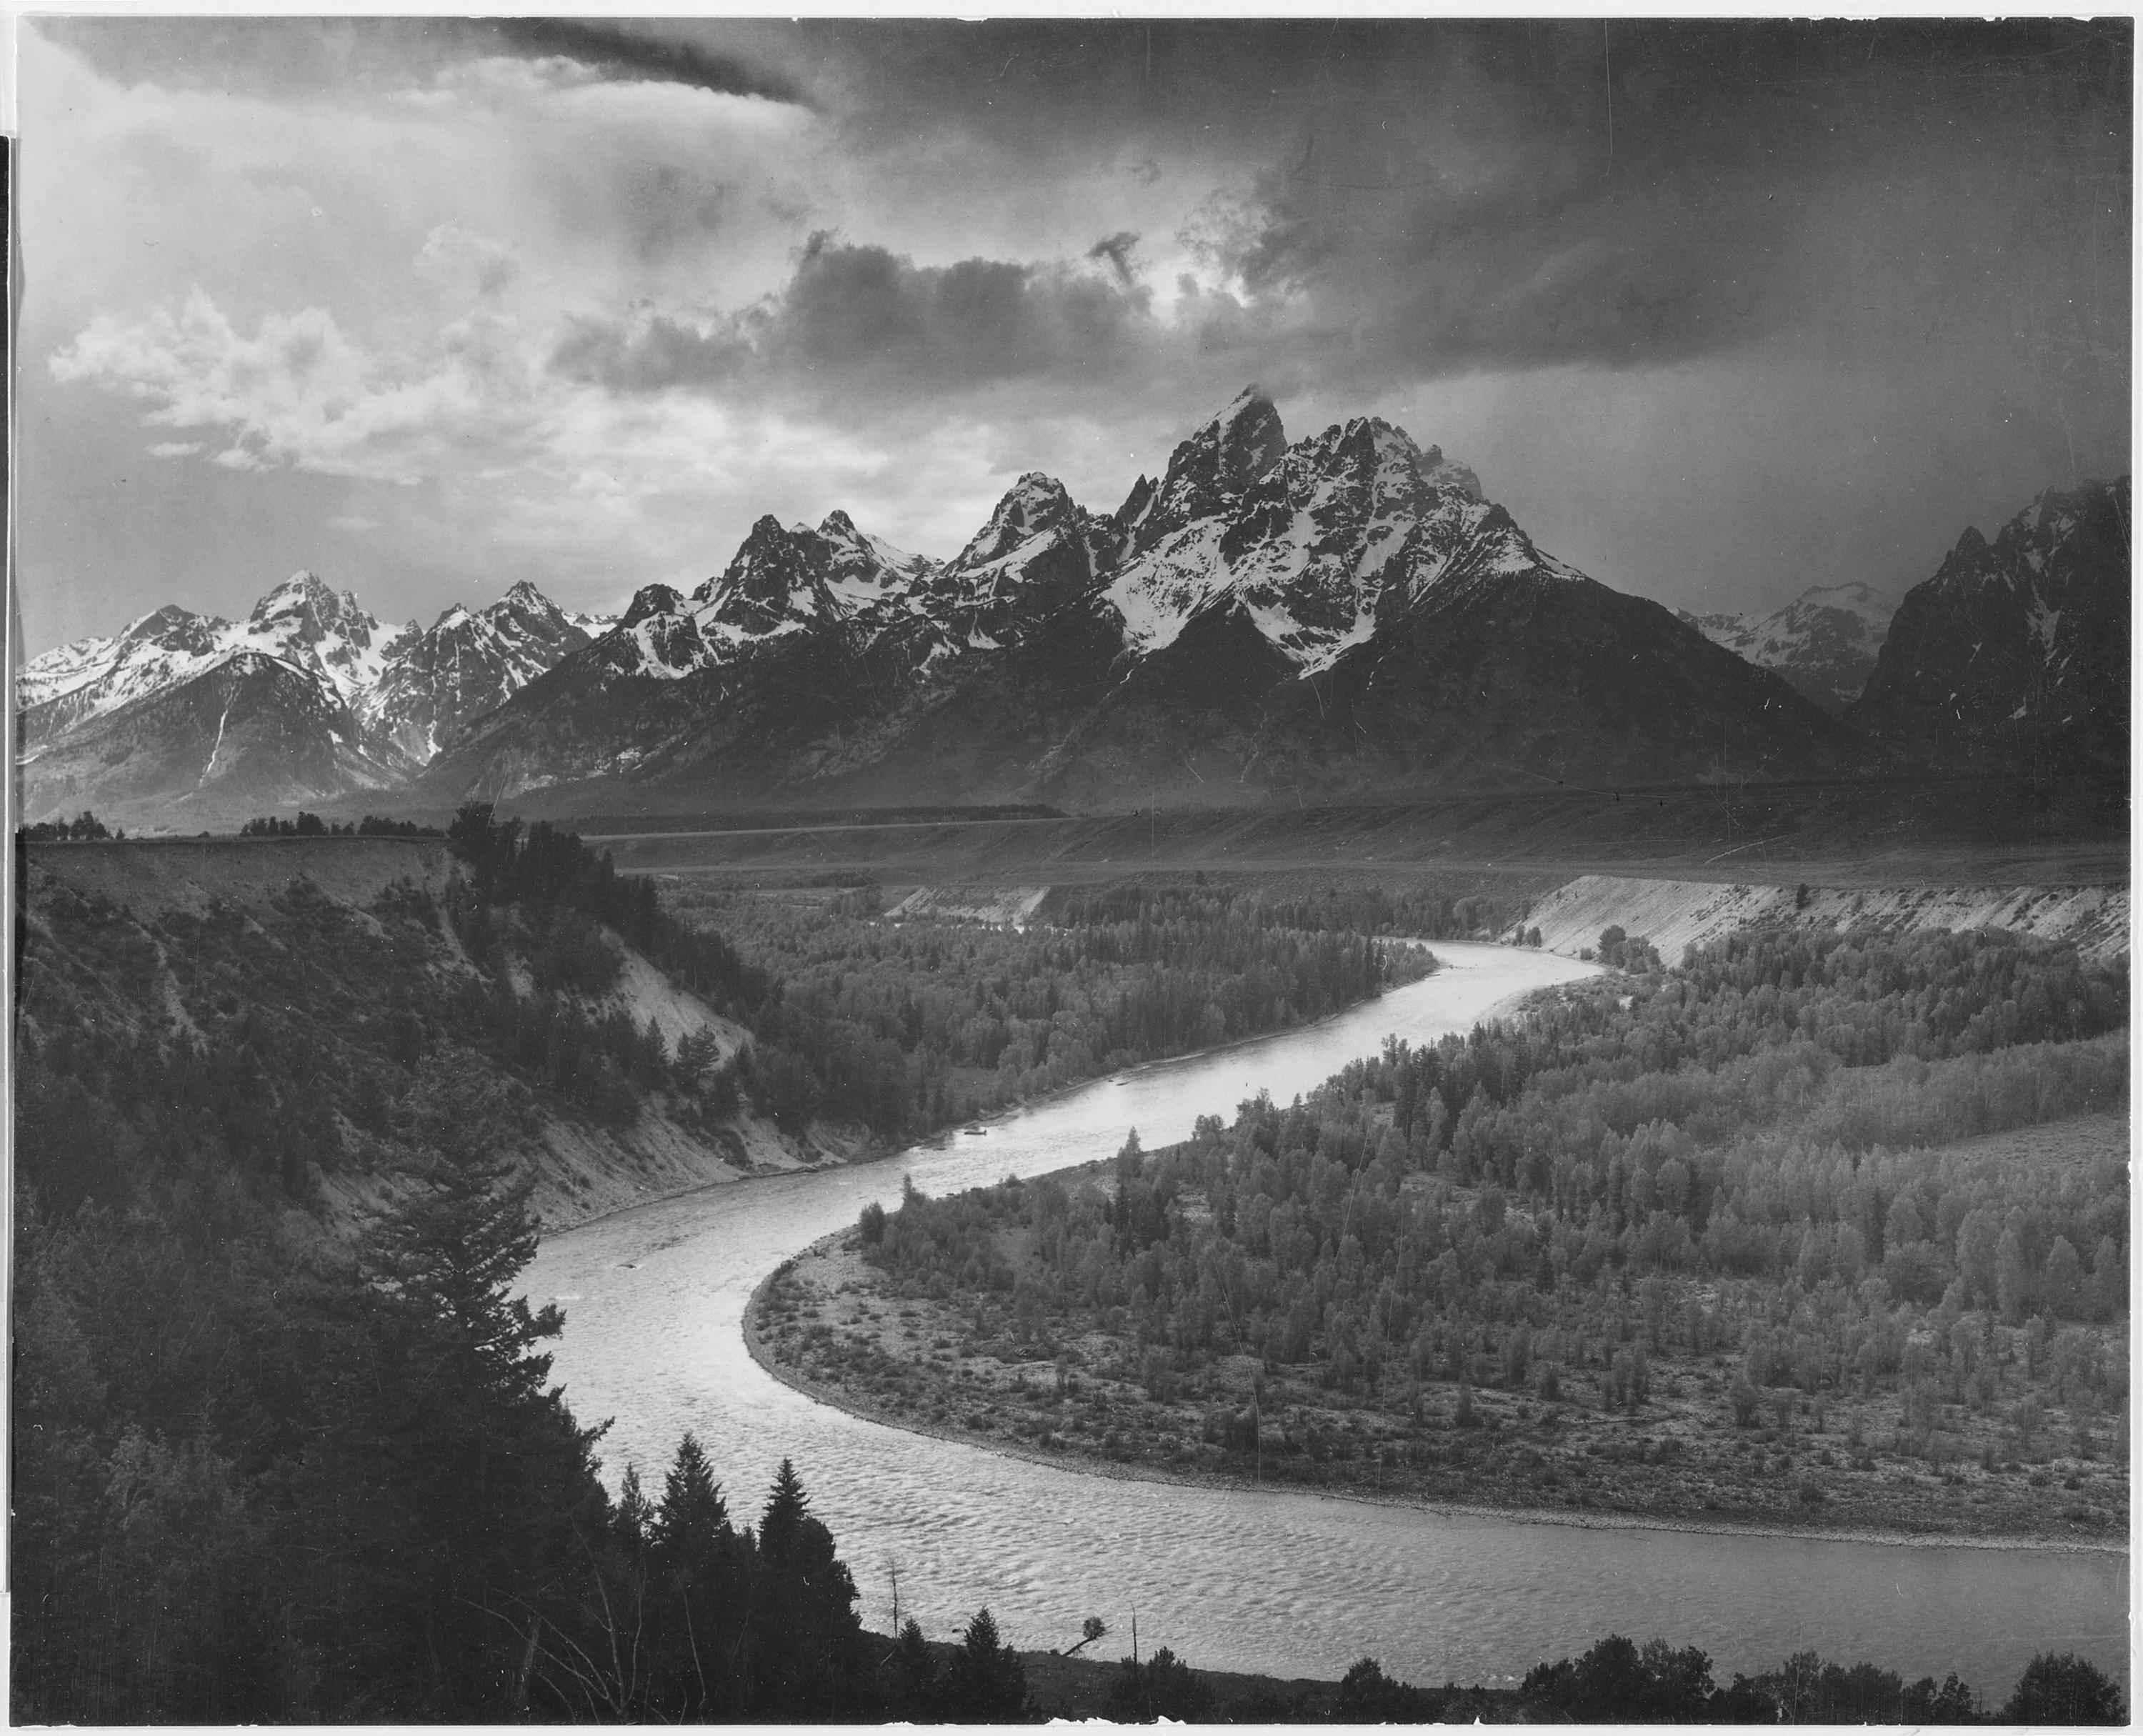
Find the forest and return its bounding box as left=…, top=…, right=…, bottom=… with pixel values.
left=769, top=922, right=2128, bottom=1537
left=11, top=814, right=2128, bottom=1720
left=7, top=817, right=1434, bottom=1720
left=11, top=1049, right=1018, bottom=1720
left=667, top=872, right=1434, bottom=1136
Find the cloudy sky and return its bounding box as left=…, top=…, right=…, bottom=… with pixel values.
left=19, top=16, right=2130, bottom=654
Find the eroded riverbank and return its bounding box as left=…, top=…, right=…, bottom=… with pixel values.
left=750, top=1224, right=2125, bottom=1552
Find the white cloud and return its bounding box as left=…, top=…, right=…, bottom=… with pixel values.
left=50, top=289, right=556, bottom=487
left=416, top=224, right=520, bottom=299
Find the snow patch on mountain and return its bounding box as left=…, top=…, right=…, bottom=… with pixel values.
left=22, top=571, right=600, bottom=768
left=1678, top=580, right=1898, bottom=714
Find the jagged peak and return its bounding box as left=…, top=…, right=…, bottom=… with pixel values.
left=1005, top=470, right=1074, bottom=507
left=1174, top=387, right=1286, bottom=487
left=250, top=568, right=334, bottom=616
left=1294, top=414, right=1484, bottom=504
left=1112, top=473, right=1156, bottom=530
left=961, top=472, right=1079, bottom=549
left=619, top=582, right=684, bottom=628
left=1212, top=383, right=1282, bottom=437
left=121, top=602, right=224, bottom=643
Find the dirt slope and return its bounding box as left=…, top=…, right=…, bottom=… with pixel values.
left=1529, top=874, right=2129, bottom=964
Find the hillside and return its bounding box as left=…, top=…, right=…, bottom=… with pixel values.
left=17, top=837, right=851, bottom=1234
left=1526, top=874, right=2129, bottom=965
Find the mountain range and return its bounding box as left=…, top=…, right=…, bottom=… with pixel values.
left=410, top=389, right=1863, bottom=813
left=16, top=391, right=2129, bottom=827
left=19, top=575, right=605, bottom=823
left=1677, top=582, right=1898, bottom=716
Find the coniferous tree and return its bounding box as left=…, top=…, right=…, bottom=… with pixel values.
left=942, top=1607, right=1031, bottom=1722
left=759, top=1455, right=810, bottom=1562
left=887, top=1617, right=940, bottom=1717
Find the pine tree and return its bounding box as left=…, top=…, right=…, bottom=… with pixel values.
left=759, top=1457, right=810, bottom=1562
left=613, top=1465, right=653, bottom=1556
left=654, top=1433, right=729, bottom=1556
left=888, top=1617, right=939, bottom=1716
left=944, top=1607, right=1030, bottom=1722
left=319, top=1129, right=607, bottom=1719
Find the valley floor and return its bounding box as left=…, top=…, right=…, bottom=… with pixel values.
left=750, top=1132, right=2129, bottom=1552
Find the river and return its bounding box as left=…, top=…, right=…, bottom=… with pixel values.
left=524, top=942, right=2127, bottom=1695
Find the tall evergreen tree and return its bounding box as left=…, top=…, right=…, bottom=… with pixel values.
left=759, top=1455, right=810, bottom=1561
left=944, top=1607, right=1031, bottom=1722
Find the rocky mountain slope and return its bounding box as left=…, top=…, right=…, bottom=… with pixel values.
left=19, top=572, right=602, bottom=827
left=421, top=389, right=1869, bottom=812
left=1679, top=581, right=1897, bottom=714
left=1845, top=479, right=2129, bottom=778
left=359, top=580, right=596, bottom=761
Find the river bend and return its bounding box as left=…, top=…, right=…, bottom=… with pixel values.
left=524, top=944, right=2127, bottom=1692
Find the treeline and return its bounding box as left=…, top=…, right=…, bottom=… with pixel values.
left=446, top=802, right=773, bottom=1015
left=241, top=810, right=444, bottom=837
left=28, top=809, right=1435, bottom=1167
left=866, top=924, right=2126, bottom=1447
left=701, top=879, right=1423, bottom=1137
left=1503, top=1634, right=2120, bottom=1725
left=21, top=809, right=119, bottom=842
left=1052, top=880, right=1513, bottom=942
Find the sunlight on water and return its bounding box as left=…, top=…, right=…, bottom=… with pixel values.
left=525, top=943, right=2127, bottom=1692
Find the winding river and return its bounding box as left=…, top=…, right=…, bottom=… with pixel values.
left=524, top=943, right=2127, bottom=1695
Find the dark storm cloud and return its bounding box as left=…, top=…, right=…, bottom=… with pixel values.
left=486, top=20, right=806, bottom=105
left=1196, top=19, right=2129, bottom=389
left=555, top=234, right=1158, bottom=400
left=628, top=17, right=2124, bottom=440
left=1087, top=233, right=1142, bottom=289
left=40, top=16, right=809, bottom=105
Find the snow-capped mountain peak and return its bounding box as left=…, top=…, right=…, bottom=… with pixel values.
left=230, top=569, right=405, bottom=707
left=360, top=578, right=599, bottom=757
left=18, top=602, right=234, bottom=729
left=1678, top=579, right=1899, bottom=714
left=950, top=474, right=1085, bottom=574
left=1104, top=392, right=1539, bottom=669
left=1121, top=386, right=1288, bottom=557
left=122, top=603, right=229, bottom=651
left=21, top=569, right=603, bottom=774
